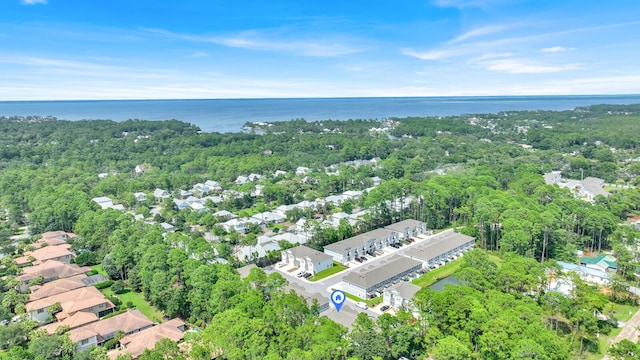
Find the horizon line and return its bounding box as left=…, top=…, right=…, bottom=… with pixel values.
left=2, top=93, right=640, bottom=103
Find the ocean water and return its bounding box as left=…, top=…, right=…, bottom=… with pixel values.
left=1, top=95, right=639, bottom=133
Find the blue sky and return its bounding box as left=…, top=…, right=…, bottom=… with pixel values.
left=1, top=0, right=639, bottom=100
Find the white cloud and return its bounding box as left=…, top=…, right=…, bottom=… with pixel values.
left=481, top=58, right=581, bottom=74
left=145, top=28, right=362, bottom=58
left=401, top=48, right=457, bottom=60
left=450, top=25, right=506, bottom=43
left=21, top=0, right=47, bottom=4
left=541, top=46, right=567, bottom=53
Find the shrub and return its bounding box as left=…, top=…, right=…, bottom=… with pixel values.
left=94, top=280, right=114, bottom=290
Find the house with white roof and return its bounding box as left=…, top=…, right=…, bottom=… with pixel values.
left=92, top=197, right=114, bottom=210
left=204, top=180, right=223, bottom=192
left=251, top=211, right=286, bottom=224
left=133, top=192, right=147, bottom=202
left=153, top=189, right=171, bottom=201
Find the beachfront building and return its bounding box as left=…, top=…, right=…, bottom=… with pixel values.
left=281, top=246, right=333, bottom=275
left=384, top=219, right=427, bottom=240
left=342, top=256, right=422, bottom=299
left=404, top=231, right=475, bottom=268
left=323, top=228, right=398, bottom=264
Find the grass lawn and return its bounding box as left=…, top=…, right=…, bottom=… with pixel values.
left=101, top=288, right=164, bottom=322
left=342, top=291, right=383, bottom=307
left=91, top=264, right=108, bottom=277
left=584, top=327, right=622, bottom=360
left=309, top=262, right=347, bottom=281
left=411, top=258, right=464, bottom=288
left=605, top=303, right=639, bottom=322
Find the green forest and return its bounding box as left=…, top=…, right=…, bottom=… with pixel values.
left=2, top=104, right=640, bottom=359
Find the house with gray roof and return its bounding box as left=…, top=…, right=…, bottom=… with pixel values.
left=324, top=228, right=398, bottom=264
left=383, top=282, right=421, bottom=312
left=385, top=219, right=427, bottom=239
left=281, top=246, right=333, bottom=275
left=404, top=230, right=475, bottom=268
left=342, top=256, right=422, bottom=299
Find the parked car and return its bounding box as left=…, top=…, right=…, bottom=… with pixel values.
left=303, top=272, right=312, bottom=278
left=296, top=271, right=304, bottom=277
left=355, top=301, right=368, bottom=310
left=355, top=257, right=363, bottom=263
left=360, top=256, right=368, bottom=261
left=380, top=305, right=390, bottom=312
left=277, top=263, right=287, bottom=268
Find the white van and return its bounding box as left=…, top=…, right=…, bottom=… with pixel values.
left=355, top=301, right=368, bottom=310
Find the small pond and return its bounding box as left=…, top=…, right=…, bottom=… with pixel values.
left=429, top=275, right=461, bottom=292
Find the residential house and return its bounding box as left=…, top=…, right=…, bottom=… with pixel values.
left=342, top=190, right=363, bottom=201
left=213, top=210, right=237, bottom=220
left=286, top=283, right=330, bottom=313
left=342, top=256, right=422, bottom=299
left=324, top=195, right=345, bottom=206
left=383, top=282, right=421, bottom=312
left=273, top=170, right=287, bottom=177
left=384, top=219, right=427, bottom=240
left=42, top=311, right=99, bottom=335
left=153, top=189, right=171, bottom=201
left=16, top=261, right=91, bottom=293
left=281, top=246, right=333, bottom=275
left=580, top=254, right=617, bottom=272
left=556, top=261, right=612, bottom=285
left=251, top=211, right=286, bottom=224
left=235, top=175, right=250, bottom=185
left=26, top=287, right=115, bottom=323
left=108, top=318, right=185, bottom=359
left=133, top=192, right=147, bottom=202
left=204, top=180, right=223, bottom=193
left=272, top=232, right=308, bottom=246
left=15, top=244, right=75, bottom=266
left=92, top=197, right=114, bottom=210
left=404, top=230, right=475, bottom=268
left=324, top=228, right=398, bottom=264
left=581, top=177, right=611, bottom=200
left=29, top=274, right=88, bottom=301
left=274, top=204, right=297, bottom=217
left=371, top=176, right=382, bottom=186
left=222, top=218, right=247, bottom=234
left=69, top=309, right=154, bottom=351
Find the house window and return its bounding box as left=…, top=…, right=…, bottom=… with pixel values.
left=37, top=308, right=45, bottom=314
left=80, top=339, right=90, bottom=345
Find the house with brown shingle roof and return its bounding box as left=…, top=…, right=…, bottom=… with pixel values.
left=29, top=274, right=88, bottom=301
left=108, top=318, right=186, bottom=359
left=42, top=311, right=99, bottom=335
left=16, top=260, right=91, bottom=293
left=26, top=286, right=114, bottom=323
left=69, top=309, right=154, bottom=351
left=15, top=244, right=75, bottom=266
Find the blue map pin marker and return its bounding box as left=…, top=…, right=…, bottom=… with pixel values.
left=331, top=290, right=346, bottom=312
